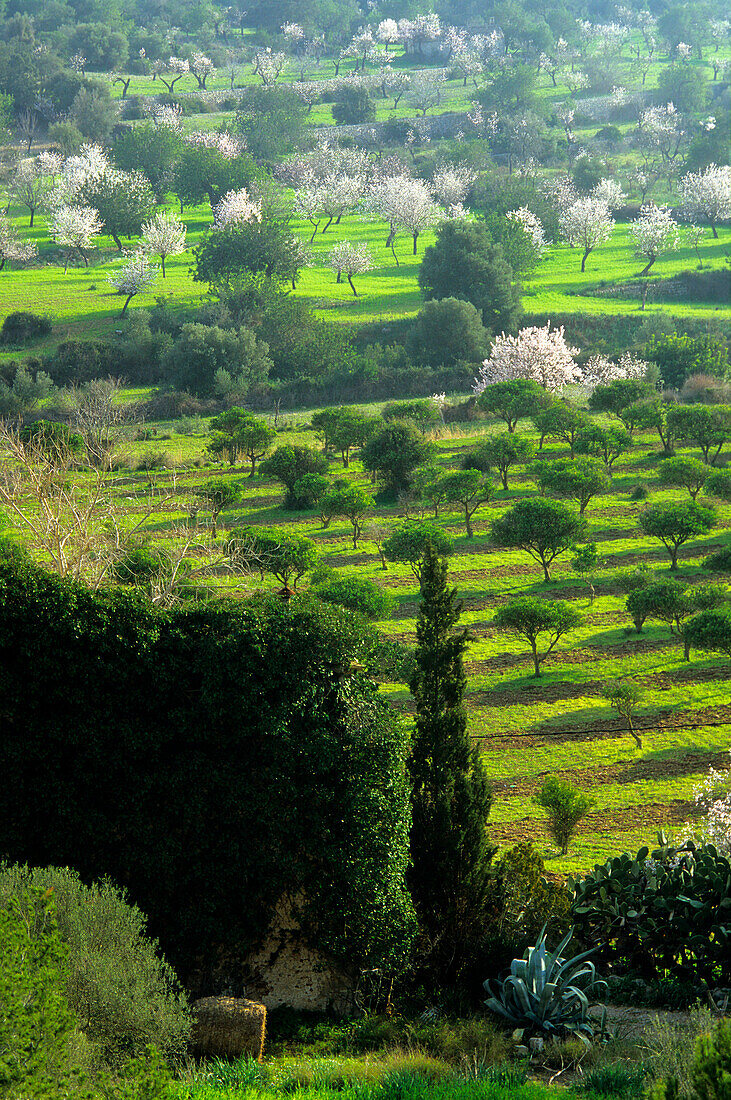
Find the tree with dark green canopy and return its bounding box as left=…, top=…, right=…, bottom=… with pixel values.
left=418, top=221, right=522, bottom=335
left=408, top=543, right=493, bottom=992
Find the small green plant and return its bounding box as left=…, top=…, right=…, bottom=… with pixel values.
left=603, top=680, right=644, bottom=749
left=533, top=777, right=595, bottom=855
left=581, top=1063, right=647, bottom=1097
left=484, top=927, right=606, bottom=1042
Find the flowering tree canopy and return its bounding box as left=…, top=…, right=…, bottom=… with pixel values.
left=0, top=216, right=36, bottom=270
left=108, top=252, right=159, bottom=314
left=141, top=210, right=187, bottom=277
left=474, top=323, right=581, bottom=392
left=213, top=187, right=263, bottom=229
left=49, top=205, right=103, bottom=272
left=326, top=241, right=374, bottom=296
left=559, top=196, right=615, bottom=272
left=678, top=164, right=731, bottom=238
left=630, top=203, right=679, bottom=275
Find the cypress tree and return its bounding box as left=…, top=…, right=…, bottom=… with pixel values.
left=408, top=541, right=493, bottom=994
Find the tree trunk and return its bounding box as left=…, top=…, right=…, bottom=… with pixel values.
left=413, top=232, right=418, bottom=254
left=532, top=642, right=541, bottom=677
left=501, top=469, right=508, bottom=490
left=465, top=509, right=473, bottom=539
left=211, top=514, right=218, bottom=538
left=347, top=274, right=357, bottom=296
left=581, top=248, right=590, bottom=272
left=161, top=255, right=166, bottom=278
left=639, top=255, right=656, bottom=276
left=112, top=232, right=123, bottom=251
left=541, top=559, right=551, bottom=582
left=322, top=216, right=333, bottom=233
left=669, top=547, right=678, bottom=570
left=120, top=292, right=135, bottom=315
left=29, top=209, right=34, bottom=227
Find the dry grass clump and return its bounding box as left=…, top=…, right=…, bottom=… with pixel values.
left=191, top=996, right=267, bottom=1061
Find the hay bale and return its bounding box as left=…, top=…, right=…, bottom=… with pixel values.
left=191, top=996, right=266, bottom=1061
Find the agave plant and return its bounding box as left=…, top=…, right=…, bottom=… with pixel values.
left=484, top=927, right=606, bottom=1042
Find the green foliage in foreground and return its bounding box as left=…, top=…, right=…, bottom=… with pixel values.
left=0, top=887, right=82, bottom=1099
left=571, top=839, right=731, bottom=984
left=0, top=865, right=191, bottom=1067
left=0, top=551, right=416, bottom=981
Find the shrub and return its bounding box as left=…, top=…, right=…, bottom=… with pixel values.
left=0, top=885, right=82, bottom=1097
left=0, top=865, right=191, bottom=1067
left=533, top=778, right=595, bottom=854
left=570, top=839, right=731, bottom=983
left=314, top=576, right=395, bottom=620
left=484, top=927, right=606, bottom=1041
left=1, top=311, right=53, bottom=344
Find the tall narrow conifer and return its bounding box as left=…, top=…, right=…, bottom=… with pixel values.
left=408, top=541, right=493, bottom=991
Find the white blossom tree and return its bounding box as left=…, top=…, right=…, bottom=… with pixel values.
left=213, top=187, right=263, bottom=228
left=327, top=240, right=374, bottom=295
left=474, top=322, right=581, bottom=392
left=592, top=178, right=626, bottom=210
left=559, top=196, right=615, bottom=271
left=678, top=165, right=731, bottom=238
left=190, top=51, right=216, bottom=89
left=368, top=176, right=440, bottom=258
left=140, top=210, right=186, bottom=277
left=9, top=158, right=52, bottom=227
left=506, top=207, right=549, bottom=257
left=408, top=70, right=445, bottom=115
left=108, top=251, right=159, bottom=314
left=253, top=48, right=286, bottom=86
left=159, top=57, right=190, bottom=93
left=377, top=19, right=400, bottom=48
left=0, top=216, right=37, bottom=270
left=581, top=351, right=648, bottom=389
left=631, top=203, right=679, bottom=275
left=50, top=205, right=103, bottom=272
left=432, top=164, right=477, bottom=215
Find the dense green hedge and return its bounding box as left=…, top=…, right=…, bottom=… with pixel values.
left=0, top=550, right=415, bottom=987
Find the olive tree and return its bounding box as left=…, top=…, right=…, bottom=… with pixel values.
left=533, top=456, right=610, bottom=514
left=195, top=478, right=243, bottom=537
left=639, top=501, right=716, bottom=570
left=491, top=498, right=587, bottom=582
left=494, top=597, right=583, bottom=677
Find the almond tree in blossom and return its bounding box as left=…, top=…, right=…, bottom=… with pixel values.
left=213, top=187, right=263, bottom=228
left=108, top=251, right=158, bottom=314
left=0, top=216, right=37, bottom=270
left=559, top=196, right=615, bottom=271
left=140, top=210, right=187, bottom=277
left=159, top=57, right=190, bottom=93
left=50, top=205, right=103, bottom=272
left=368, top=176, right=440, bottom=259
left=474, top=323, right=580, bottom=393
left=678, top=164, right=731, bottom=238
left=190, top=52, right=216, bottom=89
left=327, top=241, right=374, bottom=296
left=631, top=203, right=679, bottom=275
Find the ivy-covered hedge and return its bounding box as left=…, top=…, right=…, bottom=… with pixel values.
left=0, top=550, right=416, bottom=986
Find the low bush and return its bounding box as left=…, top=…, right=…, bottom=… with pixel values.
left=1, top=311, right=53, bottom=344
left=0, top=864, right=191, bottom=1067
left=314, top=576, right=396, bottom=621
